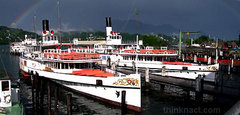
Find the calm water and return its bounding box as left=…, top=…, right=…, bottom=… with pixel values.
left=0, top=44, right=239, bottom=115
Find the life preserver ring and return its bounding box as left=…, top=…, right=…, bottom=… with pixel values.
left=32, top=54, right=35, bottom=58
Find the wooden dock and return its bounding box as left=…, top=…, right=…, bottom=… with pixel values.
left=114, top=66, right=240, bottom=99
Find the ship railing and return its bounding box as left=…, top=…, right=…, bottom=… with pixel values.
left=119, top=51, right=178, bottom=55
left=71, top=48, right=96, bottom=53
left=42, top=48, right=100, bottom=60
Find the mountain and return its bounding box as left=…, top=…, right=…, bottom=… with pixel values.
left=0, top=26, right=36, bottom=44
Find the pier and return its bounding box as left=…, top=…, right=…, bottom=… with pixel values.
left=114, top=66, right=240, bottom=99
left=27, top=73, right=73, bottom=115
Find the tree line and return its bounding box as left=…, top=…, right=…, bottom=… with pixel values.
left=0, top=26, right=239, bottom=47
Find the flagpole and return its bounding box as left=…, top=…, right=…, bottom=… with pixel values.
left=57, top=0, right=62, bottom=48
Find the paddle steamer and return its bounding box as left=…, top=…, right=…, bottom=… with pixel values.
left=19, top=20, right=141, bottom=112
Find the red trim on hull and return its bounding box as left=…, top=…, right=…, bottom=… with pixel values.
left=186, top=56, right=240, bottom=66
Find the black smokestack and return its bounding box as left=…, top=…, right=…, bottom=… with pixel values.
left=105, top=17, right=111, bottom=27
left=42, top=20, right=49, bottom=31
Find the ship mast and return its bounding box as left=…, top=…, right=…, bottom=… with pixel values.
left=57, top=0, right=62, bottom=47
left=33, top=15, right=37, bottom=40
left=215, top=38, right=218, bottom=63
left=33, top=14, right=40, bottom=52
left=135, top=0, right=139, bottom=74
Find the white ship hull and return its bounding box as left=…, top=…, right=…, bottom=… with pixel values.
left=19, top=57, right=141, bottom=112
left=101, top=54, right=219, bottom=71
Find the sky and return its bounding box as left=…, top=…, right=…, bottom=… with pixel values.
left=0, top=0, right=240, bottom=40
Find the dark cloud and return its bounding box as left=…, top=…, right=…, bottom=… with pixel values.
left=0, top=0, right=240, bottom=40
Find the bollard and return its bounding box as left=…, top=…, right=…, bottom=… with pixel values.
left=48, top=82, right=51, bottom=115
left=162, top=66, right=166, bottom=77
left=145, top=68, right=150, bottom=92
left=121, top=91, right=126, bottom=115
left=67, top=94, right=72, bottom=115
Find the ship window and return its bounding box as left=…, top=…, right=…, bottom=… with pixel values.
left=123, top=56, right=127, bottom=60
left=2, top=81, right=9, bottom=91
left=155, top=57, right=161, bottom=61
left=69, top=63, right=74, bottom=69
left=24, top=61, right=27, bottom=66
left=132, top=56, right=136, bottom=60
left=80, top=63, right=88, bottom=69
left=124, top=56, right=128, bottom=60
left=183, top=67, right=188, bottom=70
left=75, top=63, right=80, bottom=69
left=102, top=56, right=106, bottom=60
left=138, top=56, right=143, bottom=61
left=96, top=80, right=102, bottom=86
left=146, top=56, right=152, bottom=61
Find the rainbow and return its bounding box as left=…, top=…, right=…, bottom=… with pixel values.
left=9, top=0, right=46, bottom=28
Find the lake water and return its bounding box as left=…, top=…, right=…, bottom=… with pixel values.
left=0, top=44, right=239, bottom=114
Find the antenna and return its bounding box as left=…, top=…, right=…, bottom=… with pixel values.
left=33, top=14, right=37, bottom=40
left=57, top=0, right=62, bottom=47
left=135, top=0, right=139, bottom=46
